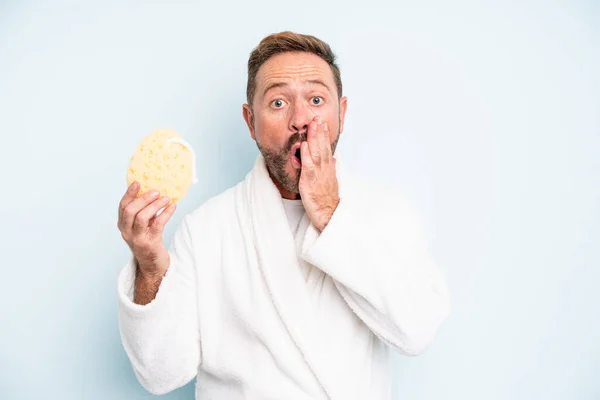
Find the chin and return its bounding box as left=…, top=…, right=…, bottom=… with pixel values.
left=284, top=168, right=301, bottom=193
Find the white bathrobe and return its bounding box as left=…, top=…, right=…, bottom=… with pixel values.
left=117, top=154, right=451, bottom=399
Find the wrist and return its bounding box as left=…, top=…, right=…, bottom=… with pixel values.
left=316, top=197, right=340, bottom=231
left=135, top=253, right=170, bottom=281
left=136, top=267, right=167, bottom=282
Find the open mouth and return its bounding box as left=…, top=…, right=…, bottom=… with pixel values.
left=291, top=144, right=302, bottom=169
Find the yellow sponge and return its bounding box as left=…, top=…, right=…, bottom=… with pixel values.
left=126, top=128, right=197, bottom=204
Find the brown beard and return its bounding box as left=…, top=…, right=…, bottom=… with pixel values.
left=256, top=128, right=340, bottom=194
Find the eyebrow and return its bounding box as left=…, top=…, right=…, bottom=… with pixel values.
left=262, top=79, right=331, bottom=98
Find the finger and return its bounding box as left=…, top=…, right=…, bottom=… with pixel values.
left=151, top=202, right=177, bottom=233
left=119, top=182, right=140, bottom=222
left=321, top=122, right=332, bottom=163
left=300, top=141, right=316, bottom=182
left=122, top=190, right=160, bottom=232
left=308, top=119, right=321, bottom=165
left=133, top=196, right=171, bottom=233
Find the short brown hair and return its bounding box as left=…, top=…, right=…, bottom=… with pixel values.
left=246, top=31, right=343, bottom=106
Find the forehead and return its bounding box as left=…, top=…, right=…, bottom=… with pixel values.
left=256, top=52, right=335, bottom=90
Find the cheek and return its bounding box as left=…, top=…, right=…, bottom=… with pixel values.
left=256, top=113, right=287, bottom=143
left=325, top=112, right=340, bottom=137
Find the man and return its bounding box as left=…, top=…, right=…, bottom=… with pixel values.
left=117, top=31, right=450, bottom=399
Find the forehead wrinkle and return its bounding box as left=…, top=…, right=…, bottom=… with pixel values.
left=257, top=55, right=335, bottom=101
left=263, top=68, right=326, bottom=82
left=261, top=72, right=331, bottom=98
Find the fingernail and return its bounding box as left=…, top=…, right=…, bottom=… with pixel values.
left=150, top=190, right=159, bottom=197
left=323, top=123, right=328, bottom=132
left=311, top=122, right=317, bottom=131
left=160, top=196, right=169, bottom=203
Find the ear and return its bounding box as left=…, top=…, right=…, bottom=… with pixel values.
left=338, top=96, right=348, bottom=134
left=242, top=104, right=256, bottom=141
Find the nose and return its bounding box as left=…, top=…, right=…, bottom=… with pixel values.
left=289, top=101, right=315, bottom=133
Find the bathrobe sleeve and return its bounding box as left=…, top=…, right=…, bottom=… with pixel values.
left=301, top=187, right=451, bottom=356
left=117, top=215, right=201, bottom=394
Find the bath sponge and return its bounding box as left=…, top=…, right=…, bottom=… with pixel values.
left=126, top=128, right=197, bottom=204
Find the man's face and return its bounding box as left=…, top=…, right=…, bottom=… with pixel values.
left=243, top=52, right=348, bottom=196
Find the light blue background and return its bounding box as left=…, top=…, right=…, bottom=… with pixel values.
left=1, top=1, right=598, bottom=399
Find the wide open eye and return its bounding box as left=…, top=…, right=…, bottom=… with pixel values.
left=271, top=99, right=287, bottom=108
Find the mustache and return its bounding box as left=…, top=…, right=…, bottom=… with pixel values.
left=284, top=131, right=307, bottom=153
